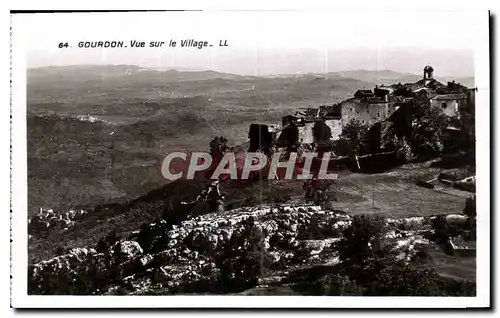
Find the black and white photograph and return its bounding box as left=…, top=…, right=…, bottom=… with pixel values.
left=9, top=8, right=490, bottom=309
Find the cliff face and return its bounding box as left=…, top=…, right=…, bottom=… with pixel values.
left=28, top=201, right=447, bottom=295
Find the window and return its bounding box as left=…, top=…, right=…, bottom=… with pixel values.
left=441, top=102, right=447, bottom=109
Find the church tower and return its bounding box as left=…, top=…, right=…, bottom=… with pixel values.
left=423, top=65, right=434, bottom=86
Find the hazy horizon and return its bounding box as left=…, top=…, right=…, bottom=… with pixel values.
left=26, top=47, right=474, bottom=79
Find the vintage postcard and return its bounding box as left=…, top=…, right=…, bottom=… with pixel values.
left=10, top=9, right=490, bottom=308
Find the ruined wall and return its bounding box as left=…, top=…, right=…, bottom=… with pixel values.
left=248, top=124, right=273, bottom=152
left=298, top=122, right=315, bottom=144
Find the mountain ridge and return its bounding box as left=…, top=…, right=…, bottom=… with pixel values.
left=28, top=65, right=474, bottom=88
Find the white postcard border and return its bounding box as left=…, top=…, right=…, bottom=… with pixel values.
left=10, top=9, right=490, bottom=308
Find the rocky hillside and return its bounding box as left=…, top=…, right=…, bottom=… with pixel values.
left=28, top=201, right=475, bottom=296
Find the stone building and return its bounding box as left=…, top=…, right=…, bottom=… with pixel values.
left=430, top=94, right=467, bottom=117
left=339, top=90, right=390, bottom=127
left=279, top=109, right=341, bottom=145
left=279, top=115, right=314, bottom=145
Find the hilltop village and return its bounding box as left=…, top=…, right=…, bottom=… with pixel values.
left=251, top=65, right=476, bottom=161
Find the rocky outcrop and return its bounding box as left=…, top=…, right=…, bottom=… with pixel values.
left=28, top=208, right=89, bottom=235
left=28, top=203, right=463, bottom=295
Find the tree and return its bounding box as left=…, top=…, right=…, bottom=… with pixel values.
left=464, top=195, right=476, bottom=218
left=393, top=86, right=414, bottom=97
left=312, top=121, right=332, bottom=147
left=303, top=179, right=337, bottom=207
left=464, top=195, right=476, bottom=239
left=337, top=214, right=392, bottom=268
left=207, top=136, right=231, bottom=180
left=312, top=274, right=364, bottom=295
left=277, top=123, right=300, bottom=152
left=393, top=135, right=413, bottom=163
left=339, top=119, right=369, bottom=155
left=410, top=91, right=449, bottom=157
left=215, top=217, right=271, bottom=292
left=453, top=111, right=476, bottom=162
left=209, top=136, right=230, bottom=161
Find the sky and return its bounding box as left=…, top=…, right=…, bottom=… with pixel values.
left=13, top=10, right=483, bottom=77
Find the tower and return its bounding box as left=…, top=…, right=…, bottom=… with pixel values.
left=423, top=65, right=434, bottom=86
left=423, top=65, right=434, bottom=79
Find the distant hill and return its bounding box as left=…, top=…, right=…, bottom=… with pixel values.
left=26, top=65, right=375, bottom=115
left=30, top=65, right=474, bottom=87
left=28, top=65, right=254, bottom=85
left=267, top=69, right=475, bottom=89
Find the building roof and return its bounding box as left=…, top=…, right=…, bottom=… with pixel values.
left=413, top=87, right=431, bottom=93
left=424, top=65, right=434, bottom=72
left=375, top=86, right=394, bottom=93
left=354, top=89, right=375, bottom=98
left=342, top=96, right=387, bottom=106
left=305, top=108, right=320, bottom=117
left=431, top=93, right=466, bottom=100
left=363, top=97, right=388, bottom=104
left=319, top=104, right=342, bottom=118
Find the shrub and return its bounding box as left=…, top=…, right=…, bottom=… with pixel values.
left=394, top=136, right=414, bottom=163
left=431, top=214, right=467, bottom=243
left=269, top=189, right=292, bottom=204
left=303, top=179, right=337, bottom=207
left=366, top=265, right=440, bottom=296
left=312, top=121, right=332, bottom=146
left=214, top=217, right=271, bottom=292
left=310, top=274, right=363, bottom=295
left=337, top=214, right=389, bottom=267
left=339, top=119, right=369, bottom=155
left=464, top=195, right=476, bottom=218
